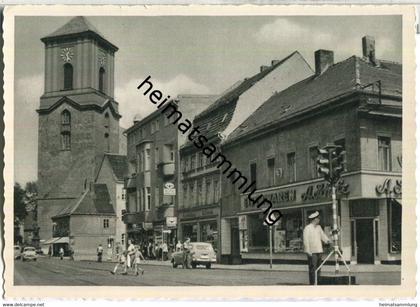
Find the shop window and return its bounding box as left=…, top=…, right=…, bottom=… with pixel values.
left=276, top=209, right=303, bottom=252
left=287, top=152, right=296, bottom=182
left=250, top=162, right=257, bottom=187
left=103, top=219, right=109, bottom=229
left=200, top=221, right=218, bottom=251
left=309, top=146, right=319, bottom=179
left=266, top=157, right=275, bottom=187
left=388, top=200, right=401, bottom=253
left=378, top=136, right=391, bottom=171
left=182, top=224, right=198, bottom=242
left=248, top=214, right=268, bottom=250
left=375, top=220, right=379, bottom=257
left=351, top=220, right=355, bottom=257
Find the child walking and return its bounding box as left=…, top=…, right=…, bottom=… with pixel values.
left=133, top=245, right=145, bottom=276
left=111, top=250, right=128, bottom=275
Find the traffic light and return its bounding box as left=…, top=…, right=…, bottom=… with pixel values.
left=331, top=146, right=346, bottom=183
left=317, top=148, right=330, bottom=181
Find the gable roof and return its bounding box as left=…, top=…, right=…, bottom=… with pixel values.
left=41, top=16, right=118, bottom=52
left=53, top=184, right=115, bottom=218
left=226, top=56, right=402, bottom=143
left=104, top=154, right=128, bottom=181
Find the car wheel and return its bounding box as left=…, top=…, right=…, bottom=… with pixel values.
left=206, top=263, right=211, bottom=269
left=191, top=263, right=197, bottom=269
left=34, top=259, right=37, bottom=261
left=172, top=261, right=177, bottom=268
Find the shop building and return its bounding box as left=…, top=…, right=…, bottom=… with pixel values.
left=123, top=95, right=215, bottom=248
left=220, top=37, right=402, bottom=265
left=179, top=52, right=313, bottom=257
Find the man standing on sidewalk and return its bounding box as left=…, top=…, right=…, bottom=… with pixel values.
left=303, top=211, right=331, bottom=285
left=97, top=244, right=104, bottom=262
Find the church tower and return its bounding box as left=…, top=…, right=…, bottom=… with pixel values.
left=37, top=17, right=121, bottom=241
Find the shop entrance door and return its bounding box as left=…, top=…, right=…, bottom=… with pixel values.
left=356, top=219, right=374, bottom=264
left=231, top=226, right=241, bottom=264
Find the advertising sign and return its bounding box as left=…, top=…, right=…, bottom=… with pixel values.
left=164, top=182, right=176, bottom=196
left=166, top=216, right=177, bottom=228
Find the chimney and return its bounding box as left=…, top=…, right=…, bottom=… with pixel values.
left=362, top=35, right=377, bottom=65
left=260, top=65, right=270, bottom=72
left=315, top=49, right=334, bottom=75
left=271, top=60, right=281, bottom=66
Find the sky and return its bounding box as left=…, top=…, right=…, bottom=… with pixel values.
left=14, top=15, right=402, bottom=185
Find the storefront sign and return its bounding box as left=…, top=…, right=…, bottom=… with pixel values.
left=239, top=215, right=247, bottom=230
left=166, top=216, right=177, bottom=228
left=241, top=179, right=350, bottom=211
left=142, top=222, right=153, bottom=230
left=163, top=182, right=176, bottom=196
left=375, top=178, right=402, bottom=198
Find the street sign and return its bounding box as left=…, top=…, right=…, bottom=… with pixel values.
left=164, top=182, right=176, bottom=196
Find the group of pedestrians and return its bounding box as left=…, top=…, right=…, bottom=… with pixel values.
left=110, top=240, right=145, bottom=276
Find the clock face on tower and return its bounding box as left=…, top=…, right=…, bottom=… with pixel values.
left=98, top=50, right=106, bottom=66
left=60, top=47, right=74, bottom=62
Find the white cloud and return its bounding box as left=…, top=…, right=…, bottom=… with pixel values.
left=116, top=74, right=210, bottom=128
left=255, top=18, right=334, bottom=50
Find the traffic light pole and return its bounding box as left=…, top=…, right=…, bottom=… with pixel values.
left=315, top=145, right=351, bottom=285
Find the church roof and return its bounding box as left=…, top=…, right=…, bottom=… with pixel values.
left=41, top=16, right=118, bottom=52
left=98, top=153, right=128, bottom=182
left=53, top=183, right=116, bottom=218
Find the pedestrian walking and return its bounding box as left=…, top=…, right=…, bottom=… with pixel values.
left=183, top=238, right=191, bottom=269
left=133, top=246, right=145, bottom=276
left=97, top=244, right=104, bottom=262
left=162, top=241, right=168, bottom=261
left=69, top=246, right=74, bottom=261
left=111, top=250, right=128, bottom=275
left=127, top=240, right=135, bottom=268
left=59, top=247, right=64, bottom=260
left=303, top=211, right=331, bottom=285
left=48, top=245, right=52, bottom=258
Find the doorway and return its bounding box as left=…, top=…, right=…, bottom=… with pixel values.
left=355, top=219, right=374, bottom=264
left=231, top=224, right=241, bottom=264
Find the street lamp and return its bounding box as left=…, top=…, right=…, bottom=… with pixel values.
left=315, top=144, right=351, bottom=285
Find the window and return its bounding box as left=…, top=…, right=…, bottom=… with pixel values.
left=145, top=148, right=151, bottom=171
left=250, top=162, right=257, bottom=187
left=63, top=63, right=73, bottom=90
left=334, top=138, right=347, bottom=171
left=155, top=147, right=159, bottom=169
left=378, top=136, right=391, bottom=171
left=205, top=180, right=212, bottom=204
left=61, top=110, right=71, bottom=150
left=121, top=234, right=125, bottom=246
left=103, top=219, right=109, bottom=229
left=151, top=122, right=155, bottom=134
left=104, top=113, right=110, bottom=152
left=189, top=182, right=195, bottom=206
left=155, top=187, right=159, bottom=207
left=309, top=146, right=319, bottom=179
left=145, top=187, right=151, bottom=211
left=99, top=67, right=106, bottom=92
left=155, top=119, right=160, bottom=132
left=388, top=200, right=401, bottom=253
left=190, top=154, right=196, bottom=170
left=198, top=152, right=203, bottom=168
left=183, top=185, right=188, bottom=208
left=267, top=157, right=275, bottom=186
left=214, top=179, right=220, bottom=202
left=136, top=152, right=141, bottom=172
left=287, top=152, right=296, bottom=182
left=170, top=147, right=175, bottom=162
left=197, top=181, right=203, bottom=206
left=121, top=189, right=126, bottom=200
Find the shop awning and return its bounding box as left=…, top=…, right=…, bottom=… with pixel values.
left=54, top=237, right=69, bottom=244
left=41, top=237, right=60, bottom=245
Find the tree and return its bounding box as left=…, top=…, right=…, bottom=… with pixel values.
left=14, top=183, right=26, bottom=221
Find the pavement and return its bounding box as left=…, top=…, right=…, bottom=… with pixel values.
left=14, top=256, right=401, bottom=286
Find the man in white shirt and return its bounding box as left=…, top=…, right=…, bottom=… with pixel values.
left=303, top=211, right=331, bottom=285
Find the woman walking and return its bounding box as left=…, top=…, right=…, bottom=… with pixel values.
left=111, top=250, right=128, bottom=275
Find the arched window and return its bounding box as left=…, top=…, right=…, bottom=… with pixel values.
left=61, top=110, right=71, bottom=150
left=99, top=67, right=106, bottom=92
left=63, top=63, right=73, bottom=90
left=104, top=112, right=110, bottom=152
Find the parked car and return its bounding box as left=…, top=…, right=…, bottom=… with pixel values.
left=14, top=245, right=21, bottom=260
left=171, top=242, right=216, bottom=269
left=21, top=246, right=37, bottom=261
